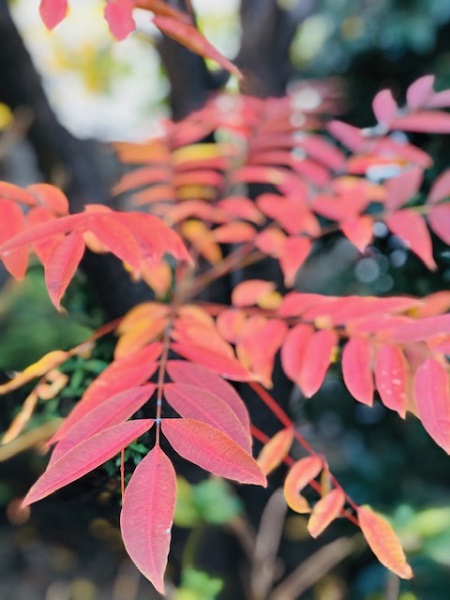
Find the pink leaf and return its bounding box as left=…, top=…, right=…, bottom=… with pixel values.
left=39, top=0, right=68, bottom=29
left=386, top=313, right=450, bottom=344
left=414, top=358, right=450, bottom=453
left=340, top=216, right=374, bottom=253
left=427, top=169, right=450, bottom=205
left=44, top=230, right=85, bottom=310
left=375, top=345, right=408, bottom=418
left=161, top=419, right=266, bottom=486
left=171, top=342, right=251, bottom=381
left=428, top=204, right=450, bottom=244
left=327, top=121, right=364, bottom=152
left=86, top=214, right=142, bottom=270
left=406, top=75, right=435, bottom=110
left=386, top=209, right=436, bottom=270
left=279, top=236, right=312, bottom=287
left=164, top=383, right=252, bottom=453
left=372, top=89, right=397, bottom=126
left=121, top=445, right=176, bottom=594
left=281, top=324, right=315, bottom=387
left=104, top=0, right=136, bottom=40
left=28, top=183, right=69, bottom=215
left=231, top=280, right=276, bottom=307
left=298, top=329, right=338, bottom=397
left=166, top=361, right=250, bottom=431
left=342, top=337, right=374, bottom=405
left=50, top=385, right=155, bottom=464
left=391, top=111, right=450, bottom=133
left=384, top=167, right=423, bottom=212
left=23, top=420, right=153, bottom=505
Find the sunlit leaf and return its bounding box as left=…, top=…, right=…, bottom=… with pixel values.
left=256, top=427, right=294, bottom=476
left=284, top=456, right=323, bottom=513
left=342, top=337, right=374, bottom=405
left=44, top=231, right=85, bottom=310
left=358, top=505, right=413, bottom=579
left=307, top=488, right=346, bottom=538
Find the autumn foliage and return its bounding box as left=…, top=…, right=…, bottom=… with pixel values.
left=0, top=1, right=449, bottom=595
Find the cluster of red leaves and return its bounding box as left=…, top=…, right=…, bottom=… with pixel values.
left=38, top=0, right=241, bottom=76
left=1, top=75, right=450, bottom=593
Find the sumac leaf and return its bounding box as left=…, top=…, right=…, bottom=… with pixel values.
left=161, top=419, right=266, bottom=486
left=307, top=488, right=346, bottom=538
left=284, top=456, right=323, bottom=513
left=298, top=329, right=338, bottom=398
left=257, top=427, right=294, bottom=476
left=358, top=505, right=413, bottom=579
left=281, top=324, right=315, bottom=387
left=386, top=209, right=436, bottom=270
left=39, top=0, right=68, bottom=29
left=428, top=204, right=450, bottom=245
left=375, top=345, right=408, bottom=418
left=413, top=358, right=450, bottom=453
left=342, top=337, right=374, bottom=405
left=44, top=230, right=85, bottom=310
left=23, top=420, right=153, bottom=505
left=121, top=445, right=176, bottom=594
left=104, top=0, right=136, bottom=40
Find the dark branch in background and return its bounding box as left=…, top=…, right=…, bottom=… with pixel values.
left=157, top=0, right=228, bottom=121
left=237, top=0, right=318, bottom=97
left=0, top=0, right=152, bottom=318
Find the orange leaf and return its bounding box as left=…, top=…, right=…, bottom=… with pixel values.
left=342, top=337, right=374, bottom=405
left=27, top=183, right=69, bottom=215
left=358, top=506, right=413, bottom=579
left=213, top=222, right=256, bottom=244
left=413, top=358, right=450, bottom=453
left=121, top=445, right=176, bottom=594
left=284, top=456, right=323, bottom=513
left=0, top=199, right=28, bottom=279
left=232, top=280, right=276, bottom=308
left=0, top=350, right=69, bottom=395
left=340, top=216, right=373, bottom=253
left=256, top=427, right=294, bottom=476
left=307, top=488, right=346, bottom=538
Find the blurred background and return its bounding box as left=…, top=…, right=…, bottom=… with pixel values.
left=0, top=0, right=449, bottom=598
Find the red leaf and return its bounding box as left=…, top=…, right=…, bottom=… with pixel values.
left=358, top=506, right=413, bottom=579
left=375, top=345, right=408, bottom=418
left=27, top=183, right=69, bottom=215
left=0, top=181, right=36, bottom=206
left=284, top=456, right=323, bottom=513
left=0, top=199, right=28, bottom=279
left=414, top=358, right=450, bottom=453
left=372, top=89, right=398, bottom=126
left=50, top=385, right=155, bottom=464
left=279, top=236, right=312, bottom=287
left=23, top=420, right=153, bottom=505
left=161, top=419, right=266, bottom=486
left=298, top=329, right=338, bottom=397
left=392, top=111, right=450, bottom=133
left=308, top=488, right=346, bottom=538
left=406, top=75, right=435, bottom=110
left=256, top=427, right=294, bottom=476
left=171, top=342, right=252, bottom=381
left=44, top=230, right=85, bottom=310
left=386, top=209, right=436, bottom=270
left=342, top=338, right=374, bottom=405
left=49, top=344, right=161, bottom=444
left=26, top=206, right=62, bottom=262
left=86, top=214, right=142, bottom=270
left=166, top=361, right=250, bottom=431
left=255, top=227, right=286, bottom=258
left=340, top=216, right=373, bottom=253
left=428, top=204, right=450, bottom=244
left=384, top=167, right=423, bottom=212
left=216, top=196, right=264, bottom=224
left=121, top=445, right=176, bottom=595
left=281, top=324, right=315, bottom=387
left=39, top=0, right=68, bottom=29
left=104, top=0, right=136, bottom=40
left=256, top=194, right=320, bottom=237
left=153, top=16, right=241, bottom=79
left=428, top=169, right=450, bottom=204
left=164, top=383, right=252, bottom=453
